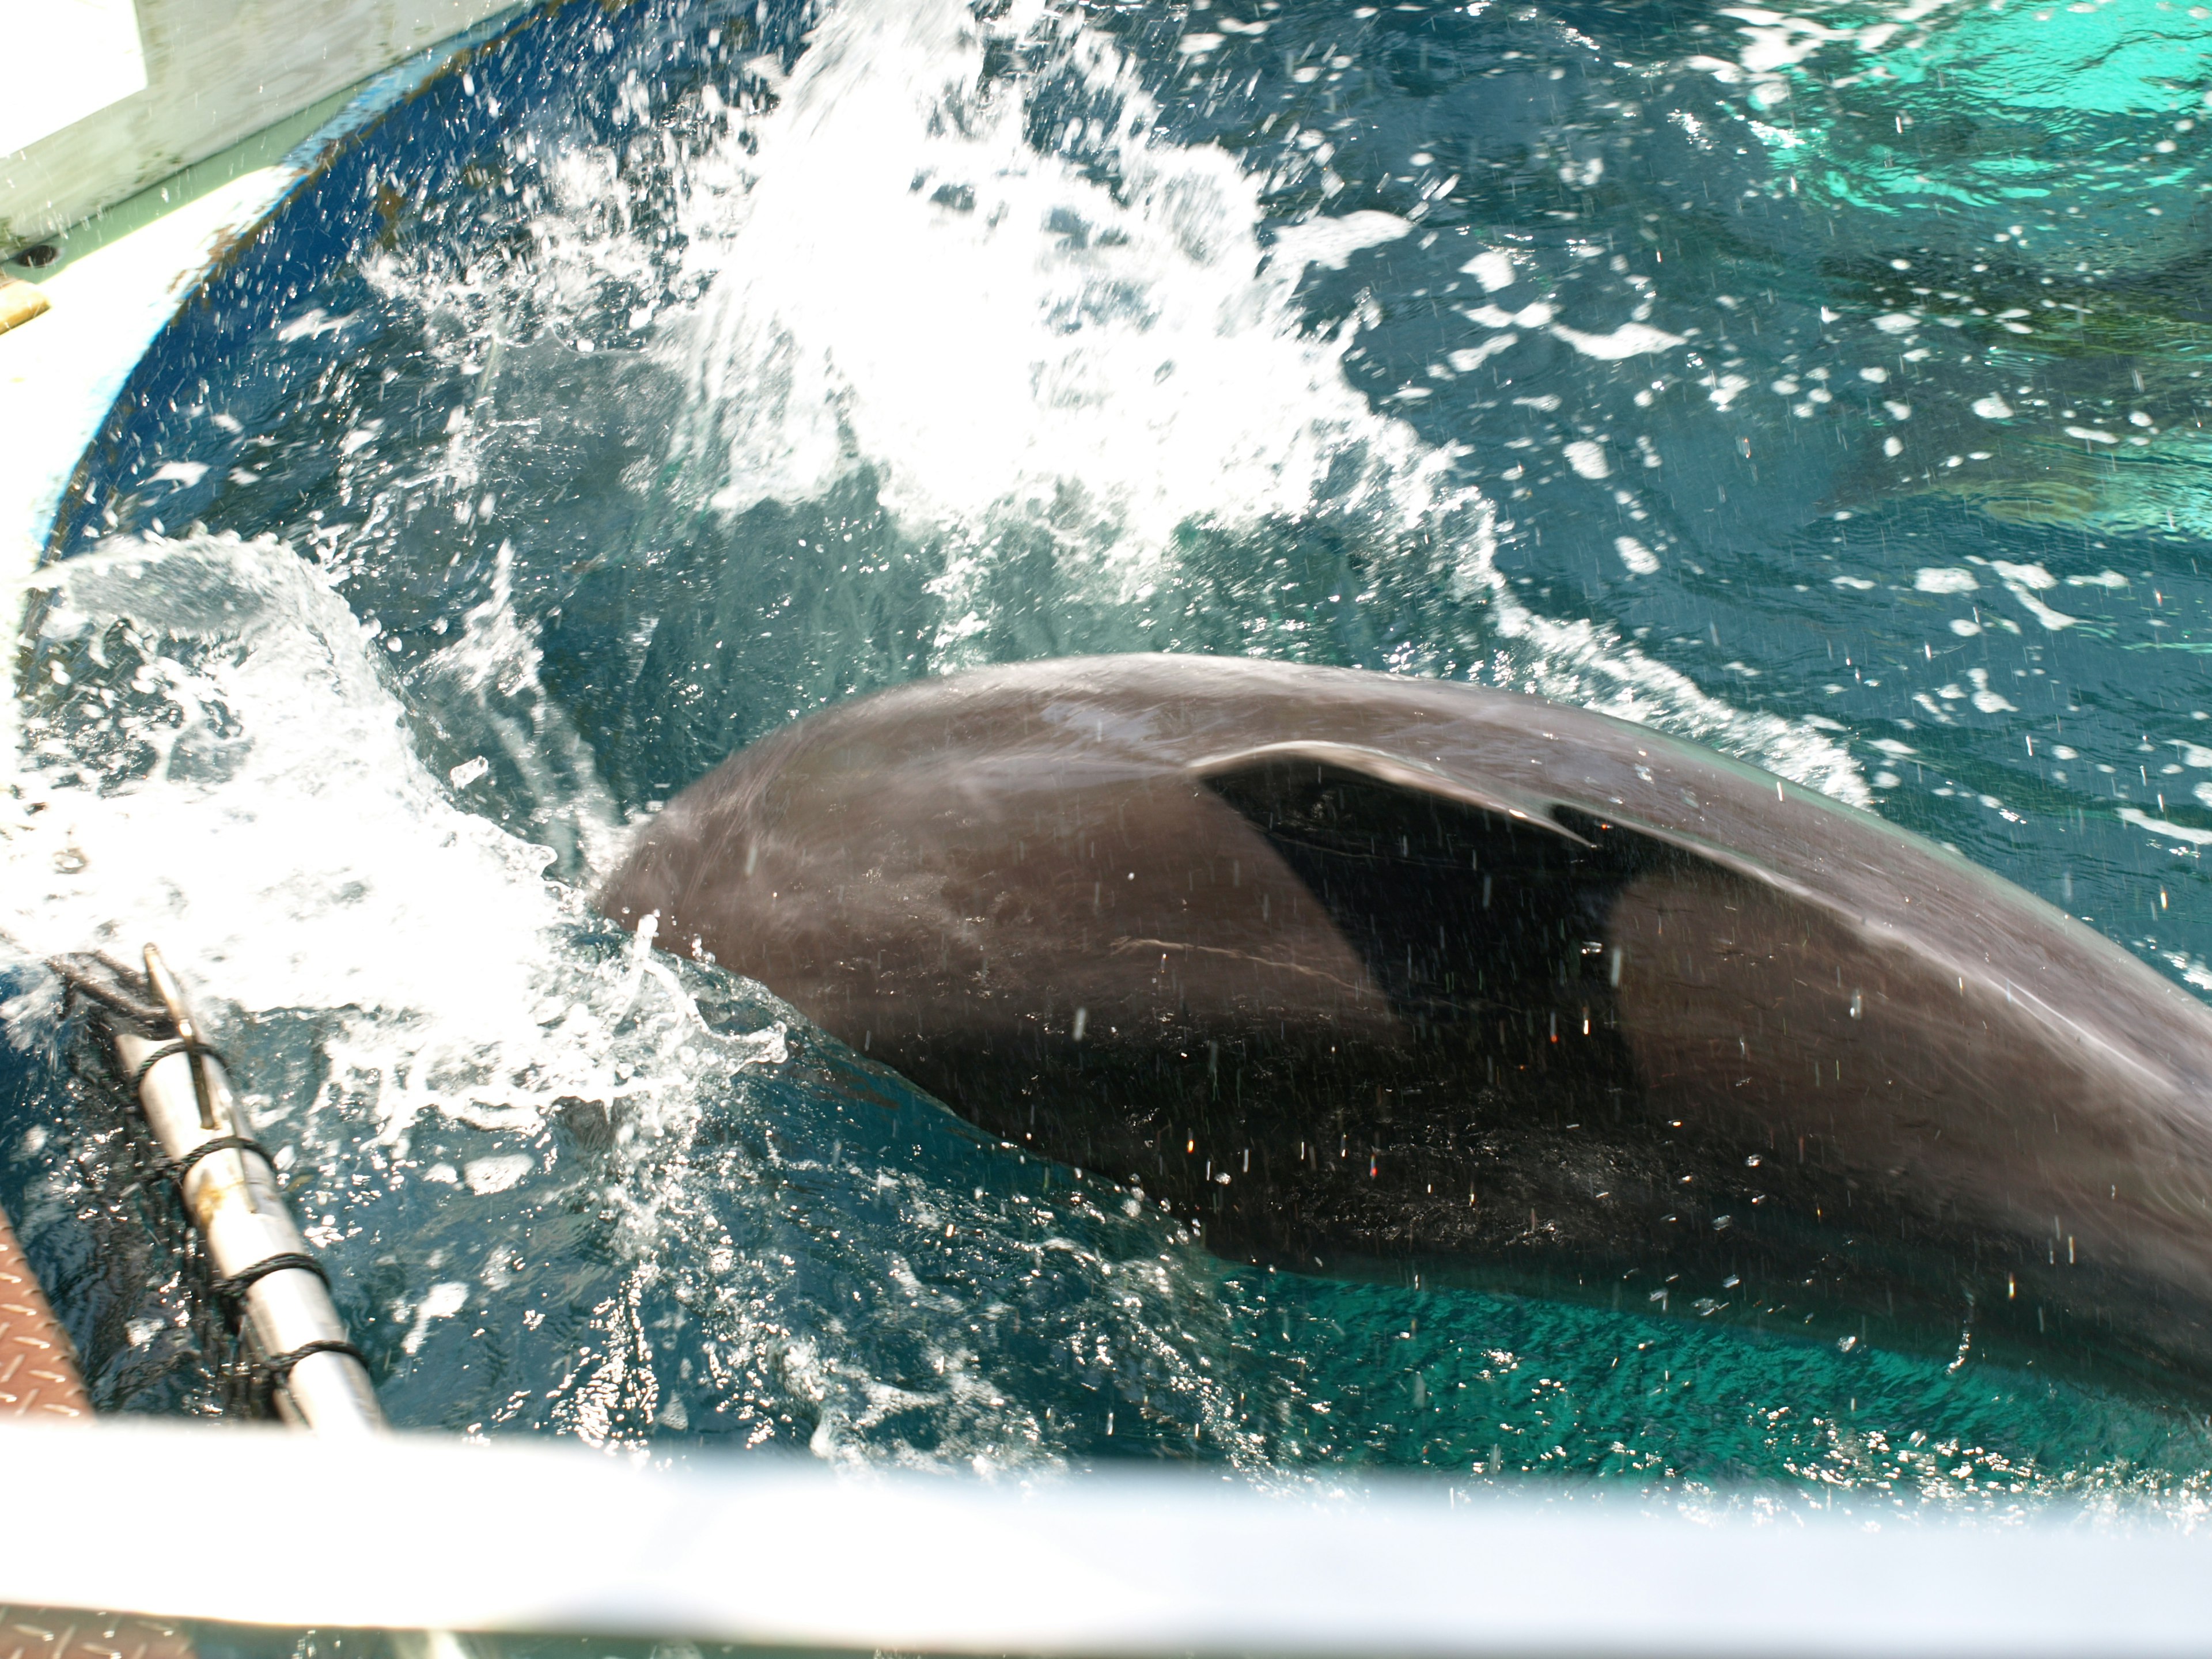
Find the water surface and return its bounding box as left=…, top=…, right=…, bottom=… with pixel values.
left=7, top=0, right=2212, bottom=1503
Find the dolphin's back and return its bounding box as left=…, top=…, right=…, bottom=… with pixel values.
left=600, top=654, right=2212, bottom=1392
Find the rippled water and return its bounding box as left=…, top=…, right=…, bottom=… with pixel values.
left=6, top=0, right=2212, bottom=1500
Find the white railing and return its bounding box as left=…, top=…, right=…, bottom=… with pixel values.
left=2, top=1415, right=2207, bottom=1656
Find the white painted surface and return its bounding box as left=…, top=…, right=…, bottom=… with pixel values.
left=1, top=1415, right=2210, bottom=1656
left=0, top=162, right=292, bottom=607
left=0, top=0, right=514, bottom=248
left=0, top=0, right=148, bottom=158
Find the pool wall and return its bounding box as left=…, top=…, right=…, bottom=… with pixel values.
left=29, top=0, right=815, bottom=573
left=0, top=3, right=558, bottom=767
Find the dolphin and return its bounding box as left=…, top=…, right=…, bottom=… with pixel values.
left=599, top=654, right=2212, bottom=1391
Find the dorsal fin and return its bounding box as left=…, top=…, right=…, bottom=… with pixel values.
left=1185, top=741, right=1592, bottom=847
left=1186, top=740, right=1695, bottom=1033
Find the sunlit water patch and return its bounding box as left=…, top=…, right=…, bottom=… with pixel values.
left=8, top=0, right=2212, bottom=1497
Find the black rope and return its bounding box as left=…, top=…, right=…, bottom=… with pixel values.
left=211, top=1252, right=329, bottom=1301
left=143, top=1134, right=272, bottom=1191
left=129, top=1039, right=232, bottom=1097
left=256, top=1338, right=368, bottom=1386
left=46, top=953, right=168, bottom=1030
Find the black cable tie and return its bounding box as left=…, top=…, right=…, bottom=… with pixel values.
left=257, top=1338, right=368, bottom=1387
left=130, top=1039, right=232, bottom=1097
left=211, top=1252, right=329, bottom=1301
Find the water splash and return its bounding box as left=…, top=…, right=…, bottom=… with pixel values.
left=647, top=0, right=1868, bottom=797
left=1, top=528, right=1259, bottom=1469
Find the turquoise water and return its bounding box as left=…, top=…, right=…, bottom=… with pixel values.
left=7, top=0, right=2212, bottom=1501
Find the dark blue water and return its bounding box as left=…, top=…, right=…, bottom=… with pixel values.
left=7, top=0, right=2212, bottom=1500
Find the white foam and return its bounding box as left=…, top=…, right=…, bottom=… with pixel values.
left=1914, top=567, right=1978, bottom=594
left=1550, top=320, right=1687, bottom=359
left=1460, top=249, right=1518, bottom=292
left=1270, top=209, right=1415, bottom=271
left=1565, top=440, right=1612, bottom=480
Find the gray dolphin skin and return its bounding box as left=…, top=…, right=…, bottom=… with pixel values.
left=599, top=654, right=2212, bottom=1391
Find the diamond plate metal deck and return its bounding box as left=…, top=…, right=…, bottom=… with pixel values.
left=0, top=1209, right=187, bottom=1659
left=0, top=1198, right=87, bottom=1421
left=0, top=1608, right=194, bottom=1659
left=0, top=1203, right=87, bottom=1424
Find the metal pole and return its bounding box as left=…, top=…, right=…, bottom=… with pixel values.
left=117, top=946, right=386, bottom=1431
left=52, top=949, right=479, bottom=1659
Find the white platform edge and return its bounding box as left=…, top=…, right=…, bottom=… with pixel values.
left=2, top=1415, right=2210, bottom=1657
